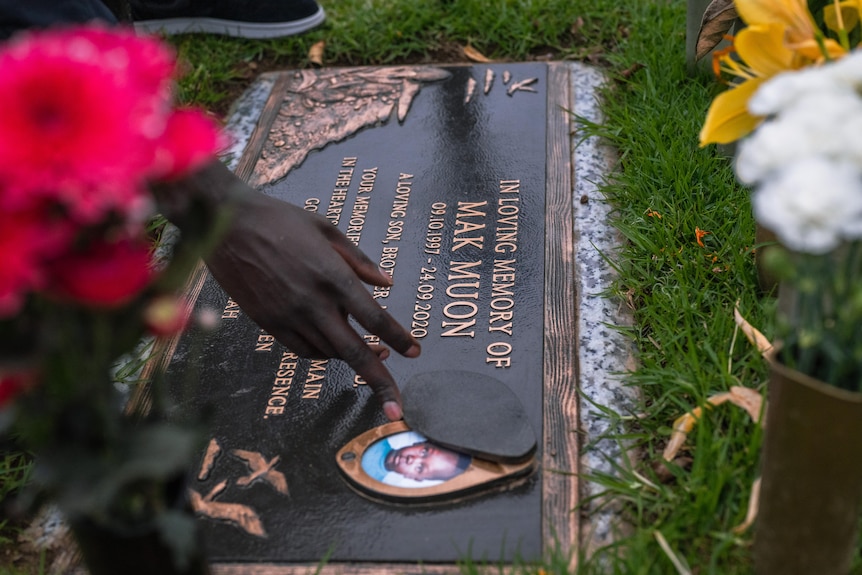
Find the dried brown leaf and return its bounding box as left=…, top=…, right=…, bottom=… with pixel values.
left=308, top=40, right=325, bottom=66
left=734, top=303, right=773, bottom=355
left=728, top=386, right=765, bottom=426
left=663, top=406, right=705, bottom=461
left=732, top=477, right=761, bottom=533
left=662, top=388, right=764, bottom=461
left=695, top=0, right=738, bottom=62
left=571, top=16, right=585, bottom=35
left=463, top=45, right=492, bottom=63
left=620, top=63, right=645, bottom=79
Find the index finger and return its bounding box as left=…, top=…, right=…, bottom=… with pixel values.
left=323, top=317, right=405, bottom=421
left=341, top=287, right=421, bottom=360
left=327, top=226, right=395, bottom=288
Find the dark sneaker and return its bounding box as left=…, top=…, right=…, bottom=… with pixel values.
left=130, top=0, right=325, bottom=38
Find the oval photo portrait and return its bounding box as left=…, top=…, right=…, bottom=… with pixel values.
left=361, top=431, right=472, bottom=488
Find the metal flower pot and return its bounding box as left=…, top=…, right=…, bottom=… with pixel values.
left=72, top=515, right=210, bottom=575
left=755, top=355, right=862, bottom=574
left=70, top=475, right=210, bottom=575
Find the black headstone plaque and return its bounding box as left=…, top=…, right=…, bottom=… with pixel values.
left=142, top=62, right=578, bottom=572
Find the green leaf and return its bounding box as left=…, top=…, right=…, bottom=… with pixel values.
left=109, top=423, right=200, bottom=487
left=823, top=2, right=860, bottom=34
left=62, top=423, right=201, bottom=517
left=156, top=510, right=199, bottom=571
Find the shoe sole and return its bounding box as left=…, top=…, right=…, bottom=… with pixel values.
left=133, top=5, right=325, bottom=38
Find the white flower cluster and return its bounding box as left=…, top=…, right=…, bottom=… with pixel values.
left=735, top=51, right=862, bottom=253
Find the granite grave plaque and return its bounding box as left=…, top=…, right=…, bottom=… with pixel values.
left=141, top=62, right=578, bottom=572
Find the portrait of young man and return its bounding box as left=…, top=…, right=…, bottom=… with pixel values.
left=362, top=431, right=471, bottom=488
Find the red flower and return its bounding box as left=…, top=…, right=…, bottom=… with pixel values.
left=0, top=370, right=39, bottom=407
left=0, top=221, right=46, bottom=315
left=0, top=26, right=220, bottom=224
left=0, top=26, right=223, bottom=313
left=78, top=26, right=175, bottom=106
left=0, top=208, right=74, bottom=317
left=0, top=28, right=164, bottom=221
left=48, top=238, right=155, bottom=308
left=154, top=109, right=226, bottom=180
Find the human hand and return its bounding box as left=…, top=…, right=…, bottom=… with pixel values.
left=155, top=161, right=420, bottom=421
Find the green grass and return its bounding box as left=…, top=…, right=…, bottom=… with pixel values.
left=169, top=0, right=631, bottom=113
left=0, top=556, right=46, bottom=575
left=0, top=0, right=787, bottom=571
left=570, top=1, right=769, bottom=571
left=0, top=446, right=34, bottom=557
left=571, top=0, right=770, bottom=571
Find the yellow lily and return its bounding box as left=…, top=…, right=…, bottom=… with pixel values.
left=700, top=24, right=796, bottom=145
left=700, top=0, right=850, bottom=145
left=736, top=0, right=847, bottom=57
left=700, top=76, right=766, bottom=146
left=734, top=0, right=818, bottom=46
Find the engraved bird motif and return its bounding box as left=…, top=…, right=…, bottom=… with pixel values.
left=188, top=482, right=267, bottom=537
left=507, top=77, right=538, bottom=96
left=197, top=437, right=221, bottom=481
left=231, top=449, right=289, bottom=495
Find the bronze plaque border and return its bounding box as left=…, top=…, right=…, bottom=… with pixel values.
left=135, top=63, right=577, bottom=573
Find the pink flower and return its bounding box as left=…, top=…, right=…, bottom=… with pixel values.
left=47, top=238, right=155, bottom=308
left=0, top=208, right=74, bottom=317
left=0, top=25, right=220, bottom=224
left=78, top=26, right=175, bottom=106
left=0, top=26, right=223, bottom=314
left=154, top=109, right=226, bottom=180
left=0, top=28, right=163, bottom=220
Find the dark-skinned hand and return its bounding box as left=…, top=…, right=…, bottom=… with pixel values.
left=152, top=161, right=420, bottom=421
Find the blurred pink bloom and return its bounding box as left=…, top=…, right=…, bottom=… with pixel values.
left=0, top=25, right=223, bottom=314
left=0, top=25, right=221, bottom=224
left=154, top=108, right=226, bottom=181
left=0, top=209, right=74, bottom=316
left=0, top=26, right=171, bottom=221
left=47, top=238, right=155, bottom=308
